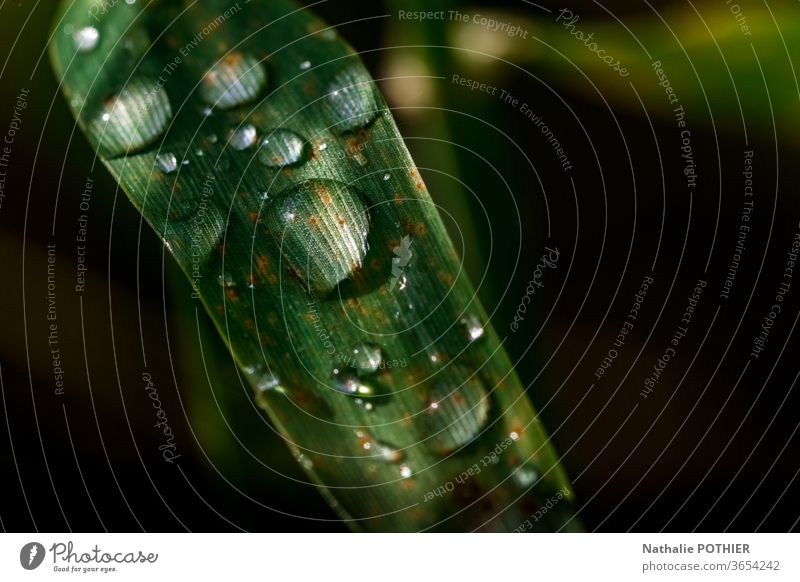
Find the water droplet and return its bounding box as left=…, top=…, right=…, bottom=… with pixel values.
left=90, top=77, right=173, bottom=157
left=326, top=66, right=382, bottom=134
left=331, top=370, right=372, bottom=395
left=257, top=129, right=307, bottom=168
left=161, top=206, right=226, bottom=266
left=399, top=464, right=412, bottom=478
left=218, top=272, right=235, bottom=287
left=461, top=314, right=485, bottom=341
left=296, top=453, right=313, bottom=470
left=512, top=464, right=539, bottom=488
left=227, top=123, right=257, bottom=151
left=155, top=152, right=178, bottom=174
left=375, top=441, right=405, bottom=463
left=423, top=368, right=490, bottom=455
left=383, top=173, right=391, bottom=181
left=318, top=142, right=328, bottom=152
left=354, top=397, right=374, bottom=411
left=350, top=343, right=382, bottom=375
left=299, top=60, right=311, bottom=70
left=199, top=52, right=267, bottom=110
left=73, top=26, right=99, bottom=53
left=265, top=180, right=370, bottom=295
left=201, top=106, right=214, bottom=117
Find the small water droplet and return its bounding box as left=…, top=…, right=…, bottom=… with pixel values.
left=375, top=441, right=405, bottom=463
left=354, top=397, right=374, bottom=411
left=201, top=106, right=213, bottom=117
left=350, top=343, right=382, bottom=375
left=423, top=368, right=490, bottom=455
left=318, top=142, right=328, bottom=151
left=326, top=66, right=382, bottom=134
left=383, top=173, right=391, bottom=181
left=257, top=129, right=307, bottom=168
left=218, top=272, right=235, bottom=287
left=90, top=76, right=173, bottom=157
left=399, top=464, right=412, bottom=478
left=73, top=26, right=99, bottom=53
left=155, top=152, right=178, bottom=174
left=265, top=180, right=370, bottom=295
left=199, top=52, right=267, bottom=110
left=331, top=370, right=372, bottom=395
left=296, top=453, right=313, bottom=470
left=513, top=464, right=540, bottom=488
left=227, top=123, right=257, bottom=151
left=397, top=274, right=408, bottom=290
left=299, top=60, right=311, bottom=70
left=461, top=314, right=485, bottom=341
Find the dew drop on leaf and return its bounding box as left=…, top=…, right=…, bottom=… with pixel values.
left=265, top=180, right=370, bottom=295
left=350, top=343, right=382, bottom=375
left=155, top=152, right=178, bottom=174
left=257, top=129, right=307, bottom=168
left=423, top=368, right=490, bottom=455
left=331, top=369, right=372, bottom=395
left=90, top=76, right=172, bottom=157
left=199, top=52, right=267, bottom=110
left=73, top=26, right=99, bottom=53
left=326, top=66, right=382, bottom=134
left=227, top=123, right=258, bottom=151
left=399, top=464, right=412, bottom=478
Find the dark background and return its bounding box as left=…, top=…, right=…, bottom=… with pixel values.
left=1, top=0, right=799, bottom=532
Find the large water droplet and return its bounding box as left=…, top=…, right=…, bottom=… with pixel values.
left=90, top=77, right=173, bottom=157
left=349, top=343, right=382, bottom=375
left=227, top=124, right=257, bottom=151
left=265, top=180, right=370, bottom=295
left=422, top=368, right=490, bottom=455
left=199, top=52, right=267, bottom=110
left=257, top=129, right=307, bottom=168
left=73, top=26, right=99, bottom=53
left=326, top=66, right=382, bottom=134
left=155, top=152, right=178, bottom=174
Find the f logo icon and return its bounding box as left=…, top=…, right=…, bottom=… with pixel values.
left=19, top=542, right=45, bottom=570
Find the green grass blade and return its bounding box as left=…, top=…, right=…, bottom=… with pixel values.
left=49, top=0, right=578, bottom=531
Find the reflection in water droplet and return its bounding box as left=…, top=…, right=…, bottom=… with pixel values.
left=326, top=66, right=382, bottom=134
left=461, top=314, right=485, bottom=341
left=350, top=343, right=382, bottom=375
left=90, top=76, right=172, bottom=157
left=227, top=124, right=257, bottom=151
left=423, top=368, right=490, bottom=455
left=299, top=60, right=311, bottom=70
left=331, top=370, right=372, bottom=395
left=383, top=173, right=391, bottom=181
left=265, top=180, right=370, bottom=295
left=199, top=52, right=267, bottom=110
left=73, top=26, right=99, bottom=53
left=155, top=152, right=178, bottom=174
left=399, top=464, right=412, bottom=478
left=257, top=129, right=307, bottom=168
left=375, top=441, right=405, bottom=463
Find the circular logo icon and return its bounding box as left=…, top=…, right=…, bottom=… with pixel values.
left=20, top=542, right=45, bottom=570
